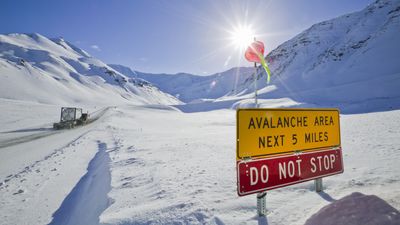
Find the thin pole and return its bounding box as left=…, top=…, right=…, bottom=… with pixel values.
left=254, top=62, right=258, bottom=108
left=315, top=178, right=323, bottom=192
left=257, top=192, right=267, bottom=216
left=253, top=36, right=265, bottom=216
left=253, top=37, right=258, bottom=108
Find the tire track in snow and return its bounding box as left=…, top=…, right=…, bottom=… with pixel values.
left=0, top=130, right=91, bottom=185
left=0, top=107, right=111, bottom=149
left=0, top=108, right=118, bottom=225
left=49, top=141, right=112, bottom=225
left=0, top=129, right=100, bottom=225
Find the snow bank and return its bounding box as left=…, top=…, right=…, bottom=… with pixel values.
left=304, top=192, right=400, bottom=225
left=49, top=141, right=112, bottom=225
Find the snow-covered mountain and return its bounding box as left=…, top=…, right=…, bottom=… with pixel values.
left=0, top=33, right=180, bottom=106
left=4, top=0, right=397, bottom=112
left=233, top=0, right=400, bottom=113
left=109, top=64, right=254, bottom=103
left=112, top=0, right=400, bottom=113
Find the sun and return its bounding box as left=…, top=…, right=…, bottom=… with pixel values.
left=229, top=24, right=255, bottom=50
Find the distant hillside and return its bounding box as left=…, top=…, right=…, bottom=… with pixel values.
left=112, top=0, right=400, bottom=113
left=237, top=0, right=400, bottom=113
left=0, top=33, right=180, bottom=106
left=109, top=64, right=253, bottom=103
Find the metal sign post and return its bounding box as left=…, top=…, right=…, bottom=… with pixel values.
left=254, top=62, right=258, bottom=108
left=240, top=39, right=342, bottom=218
left=257, top=192, right=267, bottom=216
left=253, top=36, right=258, bottom=108
left=252, top=40, right=264, bottom=215
left=315, top=178, right=323, bottom=192
left=254, top=67, right=266, bottom=216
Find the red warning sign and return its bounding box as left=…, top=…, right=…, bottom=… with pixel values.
left=237, top=148, right=343, bottom=196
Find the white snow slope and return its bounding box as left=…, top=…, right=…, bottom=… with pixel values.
left=113, top=0, right=400, bottom=114
left=0, top=33, right=180, bottom=106
left=1, top=101, right=399, bottom=225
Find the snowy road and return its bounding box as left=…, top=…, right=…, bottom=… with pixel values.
left=0, top=106, right=110, bottom=149
left=1, top=105, right=400, bottom=225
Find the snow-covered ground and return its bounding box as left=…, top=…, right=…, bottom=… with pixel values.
left=1, top=0, right=399, bottom=224
left=1, top=98, right=399, bottom=225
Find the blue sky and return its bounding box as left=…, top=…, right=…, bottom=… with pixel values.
left=1, top=0, right=372, bottom=75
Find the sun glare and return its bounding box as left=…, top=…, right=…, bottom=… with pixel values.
left=229, top=24, right=255, bottom=50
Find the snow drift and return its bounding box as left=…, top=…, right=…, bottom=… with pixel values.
left=304, top=192, right=400, bottom=225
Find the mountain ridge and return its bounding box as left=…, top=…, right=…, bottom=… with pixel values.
left=0, top=33, right=180, bottom=106
left=109, top=64, right=254, bottom=103
left=112, top=0, right=400, bottom=113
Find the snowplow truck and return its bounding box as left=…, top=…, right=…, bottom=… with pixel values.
left=53, top=107, right=88, bottom=129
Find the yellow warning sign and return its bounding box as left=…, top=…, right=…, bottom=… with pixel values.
left=237, top=108, right=340, bottom=159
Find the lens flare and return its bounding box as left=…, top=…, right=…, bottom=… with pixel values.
left=229, top=24, right=255, bottom=50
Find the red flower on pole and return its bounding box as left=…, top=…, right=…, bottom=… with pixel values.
left=244, top=41, right=265, bottom=63
left=244, top=40, right=272, bottom=84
